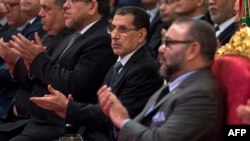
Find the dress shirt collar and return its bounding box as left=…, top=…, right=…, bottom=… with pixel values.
left=0, top=16, right=7, bottom=26
left=117, top=44, right=144, bottom=67
left=192, top=14, right=205, bottom=20
left=168, top=71, right=196, bottom=92
left=79, top=20, right=99, bottom=35
left=215, top=17, right=235, bottom=37
left=29, top=17, right=37, bottom=24
left=146, top=5, right=159, bottom=23
left=17, top=23, right=27, bottom=31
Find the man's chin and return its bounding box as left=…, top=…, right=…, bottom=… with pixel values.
left=159, top=66, right=171, bottom=81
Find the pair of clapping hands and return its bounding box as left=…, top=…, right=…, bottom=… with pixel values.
left=30, top=85, right=129, bottom=129
left=0, top=33, right=45, bottom=71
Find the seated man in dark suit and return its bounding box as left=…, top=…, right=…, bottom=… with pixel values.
left=208, top=0, right=236, bottom=46
left=1, top=0, right=28, bottom=41
left=0, top=0, right=74, bottom=140
left=97, top=17, right=225, bottom=141
left=0, top=0, right=116, bottom=140
left=0, top=0, right=28, bottom=121
left=18, top=0, right=45, bottom=40
left=30, top=6, right=164, bottom=141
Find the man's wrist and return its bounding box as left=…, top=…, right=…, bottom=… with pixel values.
left=120, top=118, right=131, bottom=129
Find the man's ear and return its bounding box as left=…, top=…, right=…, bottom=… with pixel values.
left=88, top=0, right=98, bottom=15
left=137, top=28, right=147, bottom=43
left=186, top=41, right=201, bottom=61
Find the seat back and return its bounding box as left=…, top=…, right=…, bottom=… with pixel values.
left=212, top=55, right=250, bottom=124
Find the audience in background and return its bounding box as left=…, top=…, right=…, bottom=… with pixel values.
left=1, top=0, right=28, bottom=41
left=0, top=0, right=28, bottom=121
left=18, top=0, right=45, bottom=40
left=159, top=0, right=178, bottom=27
left=208, top=0, right=236, bottom=45
left=0, top=0, right=116, bottom=140
left=30, top=6, right=163, bottom=141
left=175, top=0, right=213, bottom=25
left=141, top=0, right=163, bottom=60
left=0, top=0, right=248, bottom=140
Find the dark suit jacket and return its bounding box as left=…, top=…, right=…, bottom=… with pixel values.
left=0, top=19, right=47, bottom=120
left=0, top=28, right=75, bottom=135
left=146, top=11, right=163, bottom=60
left=65, top=46, right=164, bottom=141
left=0, top=22, right=11, bottom=36
left=118, top=67, right=225, bottom=141
left=0, top=58, right=19, bottom=120
left=21, top=16, right=46, bottom=41
left=217, top=22, right=237, bottom=46
left=0, top=27, right=18, bottom=42
left=200, top=12, right=213, bottom=25
left=1, top=18, right=116, bottom=141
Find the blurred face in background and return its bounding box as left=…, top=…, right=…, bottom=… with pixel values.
left=175, top=0, right=204, bottom=16
left=208, top=0, right=235, bottom=24
left=159, top=0, right=178, bottom=24
left=141, top=0, right=158, bottom=9
left=20, top=0, right=40, bottom=15
left=39, top=0, right=65, bottom=35
left=3, top=0, right=27, bottom=26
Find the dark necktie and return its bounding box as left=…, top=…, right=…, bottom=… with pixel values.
left=155, top=85, right=169, bottom=104
left=110, top=61, right=123, bottom=83
left=215, top=25, right=220, bottom=32
left=144, top=85, right=169, bottom=118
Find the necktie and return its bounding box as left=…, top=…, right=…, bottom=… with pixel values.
left=59, top=32, right=81, bottom=59
left=215, top=25, right=220, bottom=32
left=144, top=85, right=169, bottom=117
left=155, top=85, right=169, bottom=104
left=110, top=61, right=123, bottom=83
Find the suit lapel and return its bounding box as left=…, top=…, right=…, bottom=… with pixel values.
left=217, top=23, right=236, bottom=45
left=54, top=18, right=109, bottom=61
left=47, top=28, right=75, bottom=58
left=141, top=86, right=168, bottom=118
left=111, top=46, right=146, bottom=88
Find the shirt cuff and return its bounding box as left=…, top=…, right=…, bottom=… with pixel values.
left=121, top=118, right=131, bottom=128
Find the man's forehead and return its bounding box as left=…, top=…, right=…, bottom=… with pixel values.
left=166, top=24, right=188, bottom=37
left=113, top=14, right=134, bottom=24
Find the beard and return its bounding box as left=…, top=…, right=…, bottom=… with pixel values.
left=159, top=64, right=172, bottom=82
left=159, top=60, right=183, bottom=82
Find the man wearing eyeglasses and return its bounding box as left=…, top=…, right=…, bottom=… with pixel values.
left=0, top=0, right=28, bottom=41
left=30, top=6, right=163, bottom=141
left=0, top=0, right=117, bottom=141
left=97, top=17, right=225, bottom=141
left=0, top=0, right=76, bottom=140
left=18, top=0, right=45, bottom=40
left=0, top=0, right=28, bottom=124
